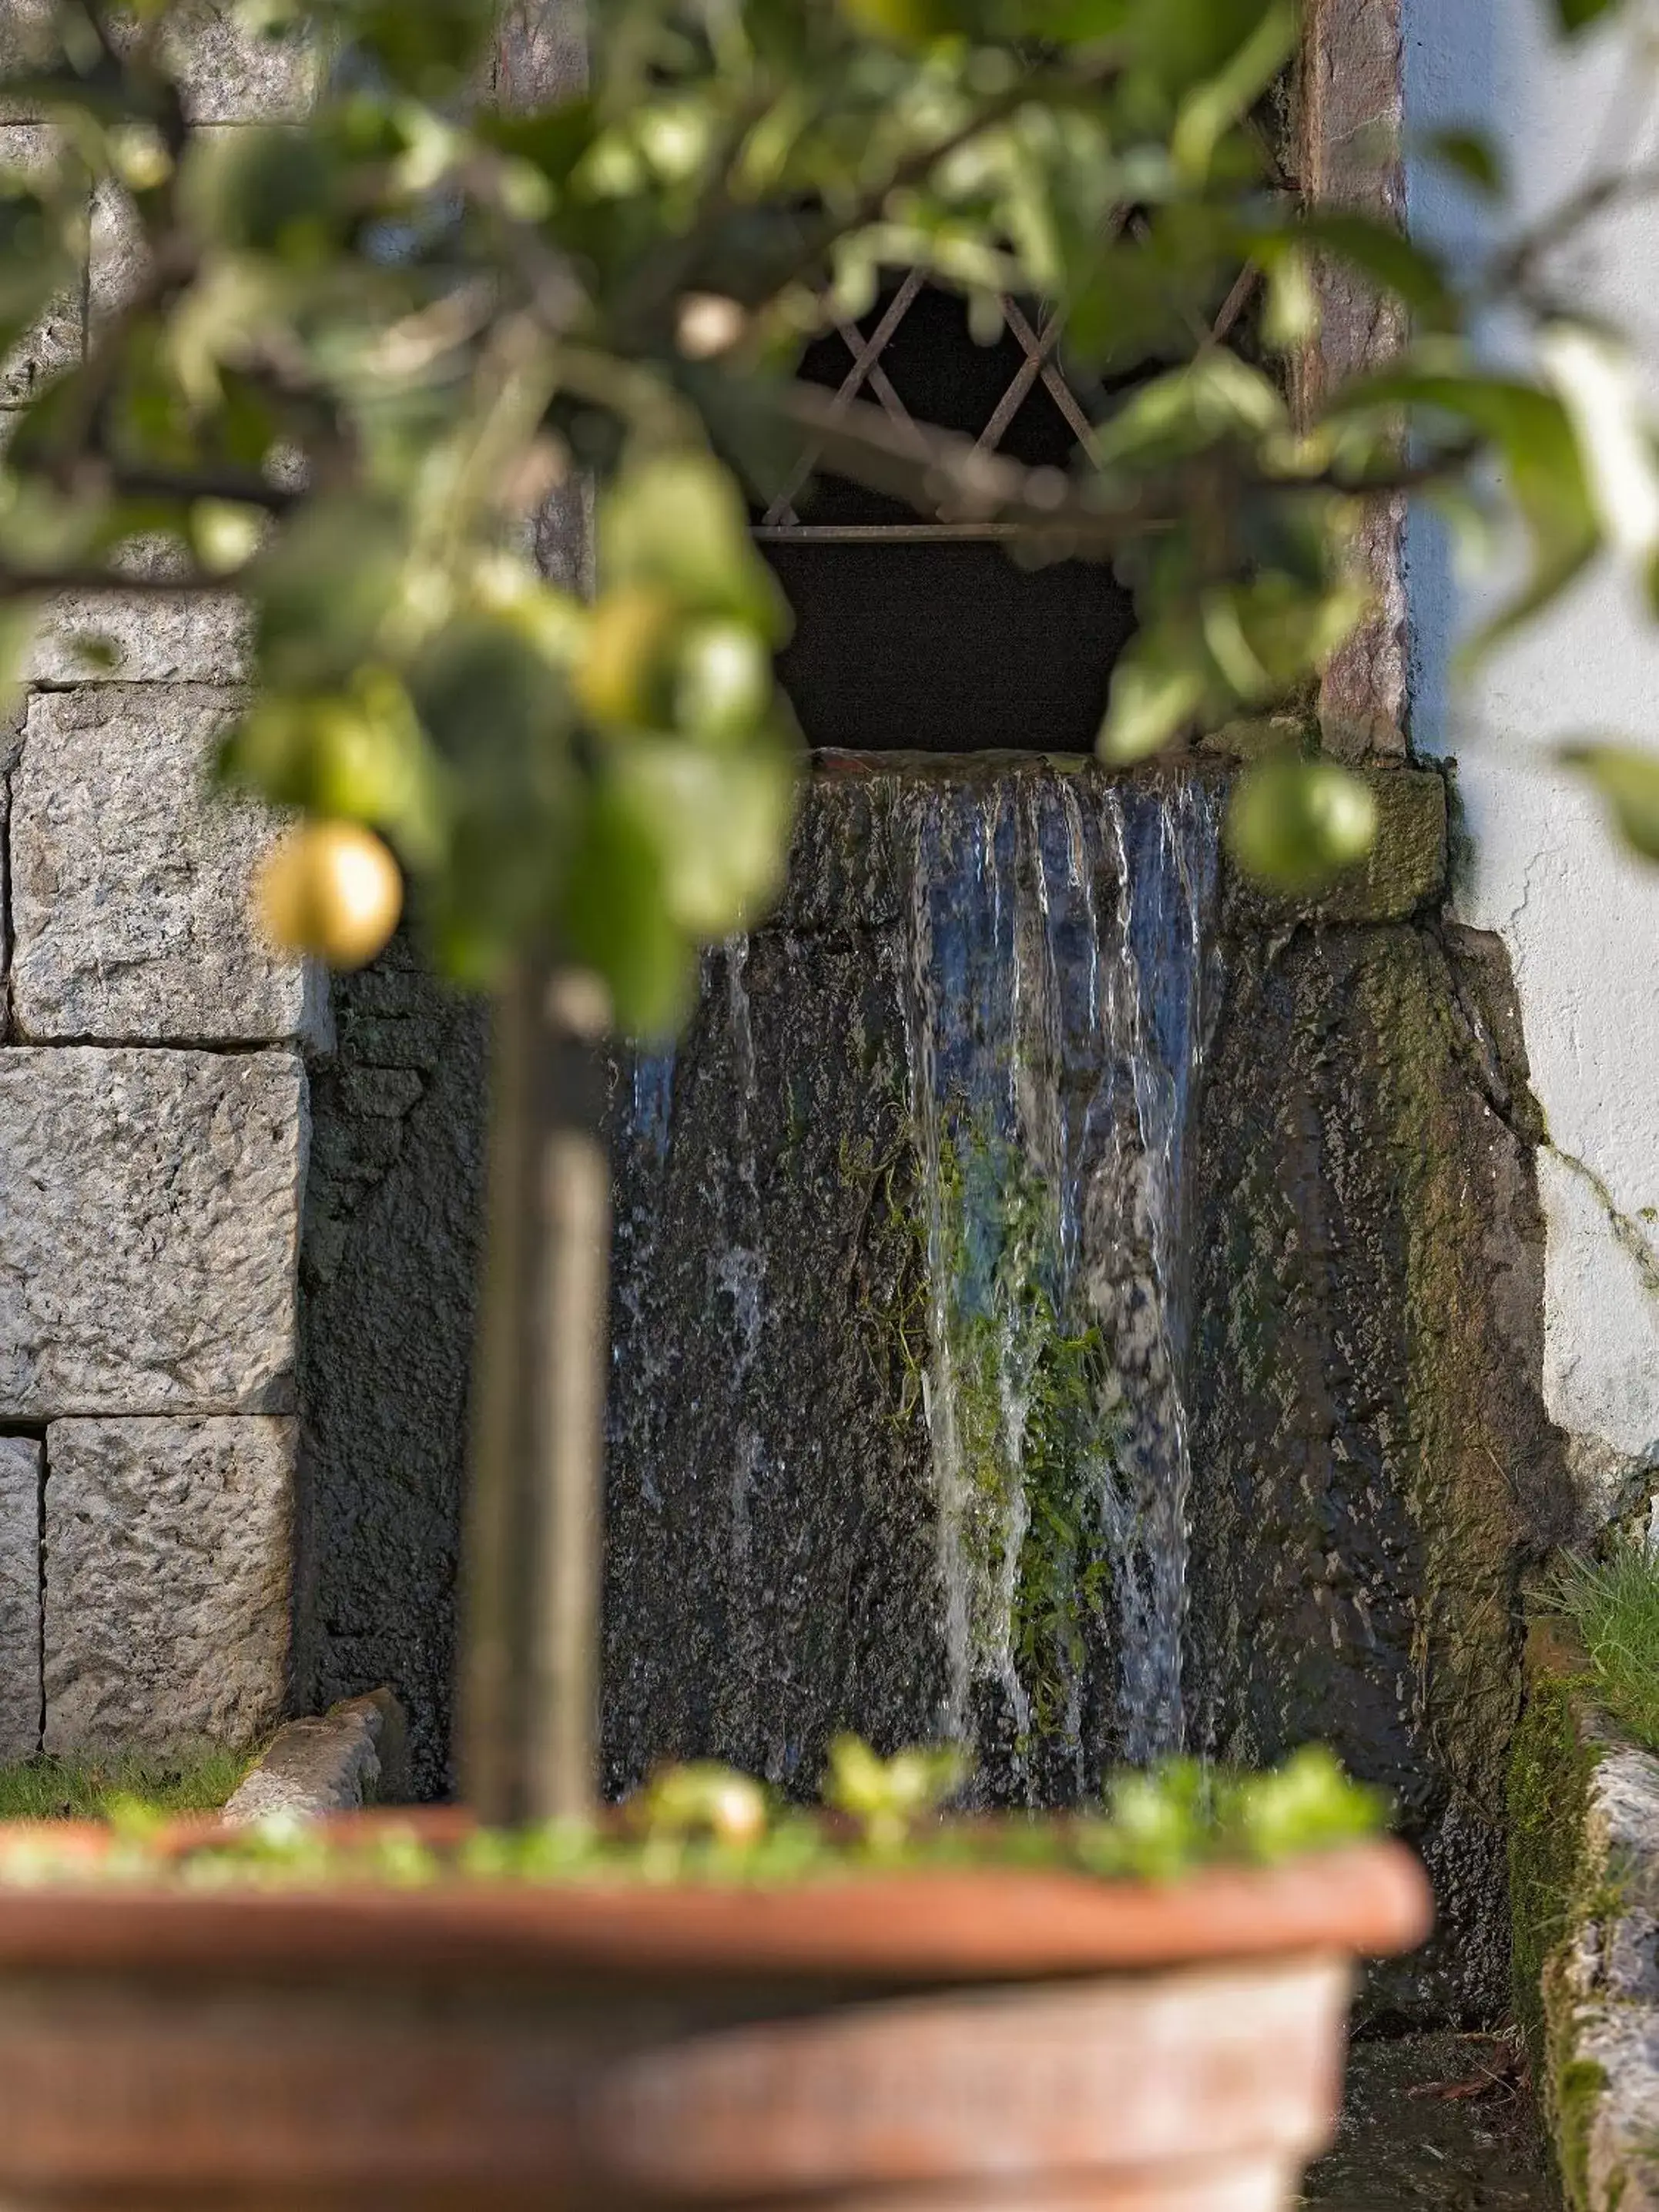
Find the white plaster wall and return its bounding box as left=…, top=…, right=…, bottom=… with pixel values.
left=1404, top=0, right=1659, bottom=1495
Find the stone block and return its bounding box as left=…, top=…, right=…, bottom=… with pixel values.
left=0, top=2, right=54, bottom=116
left=27, top=588, right=249, bottom=683
left=148, top=7, right=319, bottom=121
left=43, top=1416, right=293, bottom=1754
left=0, top=1048, right=304, bottom=1418
left=1226, top=765, right=1447, bottom=927
left=495, top=0, right=587, bottom=112
left=0, top=126, right=82, bottom=403
left=0, top=1437, right=40, bottom=1765
left=12, top=686, right=325, bottom=1044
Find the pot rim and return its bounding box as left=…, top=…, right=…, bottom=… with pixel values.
left=0, top=1815, right=1431, bottom=1984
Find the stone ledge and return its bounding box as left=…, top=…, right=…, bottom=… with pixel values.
left=222, top=1689, right=411, bottom=1825
left=1514, top=1627, right=1659, bottom=2210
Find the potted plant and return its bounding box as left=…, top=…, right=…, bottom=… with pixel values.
left=0, top=0, right=1645, bottom=2204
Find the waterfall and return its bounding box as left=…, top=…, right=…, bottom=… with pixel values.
left=605, top=763, right=1221, bottom=1805
left=897, top=772, right=1218, bottom=1794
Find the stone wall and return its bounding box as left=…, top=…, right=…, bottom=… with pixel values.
left=0, top=5, right=318, bottom=1762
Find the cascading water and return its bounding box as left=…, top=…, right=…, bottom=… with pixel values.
left=897, top=773, right=1219, bottom=1796
left=603, top=762, right=1220, bottom=1805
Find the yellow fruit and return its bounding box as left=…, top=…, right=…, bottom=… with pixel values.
left=574, top=585, right=680, bottom=728
left=255, top=820, right=403, bottom=970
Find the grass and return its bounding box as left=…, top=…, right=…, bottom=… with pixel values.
left=0, top=1747, right=252, bottom=1823
left=1552, top=1540, right=1659, bottom=1755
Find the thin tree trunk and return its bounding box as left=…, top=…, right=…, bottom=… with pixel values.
left=460, top=958, right=611, bottom=1825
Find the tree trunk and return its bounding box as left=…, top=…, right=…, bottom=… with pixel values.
left=460, top=958, right=611, bottom=1825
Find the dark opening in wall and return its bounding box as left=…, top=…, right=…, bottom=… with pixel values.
left=760, top=283, right=1135, bottom=755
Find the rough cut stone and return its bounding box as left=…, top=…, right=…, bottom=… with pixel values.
left=43, top=1416, right=293, bottom=1755
left=1235, top=766, right=1448, bottom=926
left=147, top=7, right=319, bottom=121
left=12, top=686, right=326, bottom=1044
left=27, top=588, right=249, bottom=685
left=0, top=1438, right=40, bottom=1765
left=0, top=1048, right=304, bottom=1418
left=1187, top=917, right=1567, bottom=2027
left=0, top=2, right=54, bottom=116
left=495, top=0, right=587, bottom=110
left=0, top=126, right=82, bottom=403
left=221, top=1688, right=410, bottom=1823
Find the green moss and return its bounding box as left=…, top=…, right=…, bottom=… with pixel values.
left=1362, top=936, right=1527, bottom=1823
left=0, top=1746, right=253, bottom=1822
left=1508, top=1625, right=1620, bottom=2212
left=929, top=1114, right=1128, bottom=1746
left=1557, top=2057, right=1610, bottom=2212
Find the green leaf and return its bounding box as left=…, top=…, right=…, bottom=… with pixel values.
left=249, top=500, right=409, bottom=689
left=1225, top=753, right=1378, bottom=893
left=1170, top=0, right=1296, bottom=180
left=1293, top=210, right=1457, bottom=328
left=555, top=784, right=692, bottom=1039
left=1562, top=742, right=1659, bottom=860
left=182, top=126, right=344, bottom=260
left=1419, top=126, right=1506, bottom=198
left=612, top=739, right=797, bottom=938
left=1098, top=640, right=1207, bottom=762
left=1091, top=350, right=1284, bottom=469
left=1540, top=322, right=1659, bottom=558
left=601, top=450, right=790, bottom=637
left=220, top=672, right=446, bottom=867
left=1326, top=367, right=1600, bottom=651
left=1554, top=0, right=1619, bottom=29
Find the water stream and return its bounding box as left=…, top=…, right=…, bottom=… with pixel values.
left=896, top=772, right=1219, bottom=1794
left=605, top=765, right=1222, bottom=1802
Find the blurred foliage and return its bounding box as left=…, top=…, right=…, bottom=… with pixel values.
left=1, top=0, right=1657, bottom=1027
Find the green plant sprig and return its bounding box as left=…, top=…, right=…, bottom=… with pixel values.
left=0, top=1740, right=1384, bottom=1893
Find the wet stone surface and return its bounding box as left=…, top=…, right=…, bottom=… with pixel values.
left=1303, top=2034, right=1552, bottom=2209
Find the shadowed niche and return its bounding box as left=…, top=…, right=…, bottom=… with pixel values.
left=759, top=283, right=1136, bottom=755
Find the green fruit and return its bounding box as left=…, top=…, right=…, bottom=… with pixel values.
left=1225, top=755, right=1376, bottom=894
left=673, top=621, right=772, bottom=742
left=574, top=586, right=679, bottom=729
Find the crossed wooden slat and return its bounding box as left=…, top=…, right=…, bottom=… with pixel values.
left=760, top=259, right=1258, bottom=535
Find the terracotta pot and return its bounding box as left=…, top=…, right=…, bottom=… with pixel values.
left=0, top=1816, right=1429, bottom=2211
